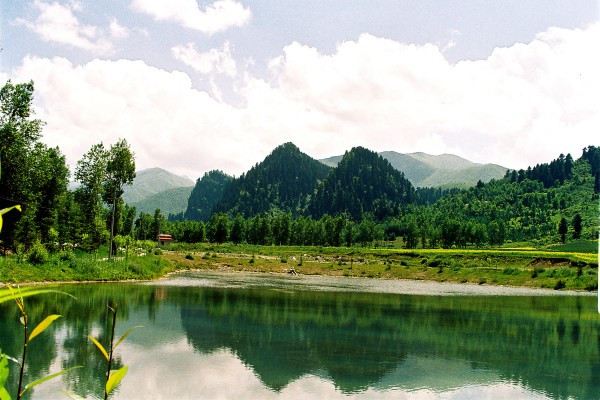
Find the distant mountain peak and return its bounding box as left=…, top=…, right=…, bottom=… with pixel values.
left=123, top=167, right=194, bottom=204
left=321, top=151, right=507, bottom=188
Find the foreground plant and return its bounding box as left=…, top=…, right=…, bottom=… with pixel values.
left=0, top=286, right=79, bottom=400
left=87, top=305, right=141, bottom=399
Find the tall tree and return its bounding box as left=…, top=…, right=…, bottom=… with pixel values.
left=0, top=81, right=43, bottom=247
left=558, top=217, right=568, bottom=243
left=75, top=143, right=108, bottom=250
left=572, top=214, right=582, bottom=239
left=103, top=139, right=135, bottom=258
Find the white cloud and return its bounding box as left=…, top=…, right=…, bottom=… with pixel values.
left=7, top=23, right=600, bottom=179
left=172, top=42, right=237, bottom=77
left=131, top=0, right=251, bottom=35
left=109, top=18, right=130, bottom=40
left=14, top=0, right=113, bottom=54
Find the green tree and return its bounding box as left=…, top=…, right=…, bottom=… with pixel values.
left=572, top=214, right=582, bottom=239
left=75, top=143, right=108, bottom=250
left=0, top=81, right=44, bottom=247
left=151, top=209, right=164, bottom=240
left=230, top=215, right=245, bottom=244
left=558, top=217, right=568, bottom=243
left=103, top=139, right=135, bottom=259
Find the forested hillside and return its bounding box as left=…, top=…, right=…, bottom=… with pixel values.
left=183, top=170, right=232, bottom=221
left=162, top=147, right=598, bottom=249
left=212, top=142, right=331, bottom=217
left=0, top=80, right=597, bottom=253
left=132, top=186, right=193, bottom=216
left=309, top=147, right=415, bottom=220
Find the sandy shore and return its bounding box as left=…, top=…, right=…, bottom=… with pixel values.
left=1, top=267, right=596, bottom=296
left=147, top=269, right=596, bottom=296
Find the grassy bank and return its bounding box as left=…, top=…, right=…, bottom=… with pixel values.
left=0, top=251, right=175, bottom=284
left=163, top=243, right=598, bottom=291
left=1, top=243, right=597, bottom=291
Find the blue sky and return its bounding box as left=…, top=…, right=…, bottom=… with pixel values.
left=1, top=1, right=599, bottom=179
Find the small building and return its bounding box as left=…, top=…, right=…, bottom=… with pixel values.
left=157, top=234, right=173, bottom=246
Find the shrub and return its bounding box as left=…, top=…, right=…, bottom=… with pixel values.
left=59, top=250, right=74, bottom=262
left=400, top=261, right=408, bottom=267
left=554, top=280, right=566, bottom=290
left=153, top=248, right=163, bottom=255
left=280, top=257, right=287, bottom=263
left=185, top=254, right=194, bottom=260
left=27, top=241, right=49, bottom=265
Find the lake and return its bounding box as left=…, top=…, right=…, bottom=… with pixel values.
left=1, top=271, right=599, bottom=399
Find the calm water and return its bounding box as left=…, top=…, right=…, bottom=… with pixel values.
left=1, top=272, right=599, bottom=399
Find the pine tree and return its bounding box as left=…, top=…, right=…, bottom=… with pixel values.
left=558, top=217, right=568, bottom=243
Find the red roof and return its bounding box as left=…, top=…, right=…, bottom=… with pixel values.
left=157, top=234, right=173, bottom=240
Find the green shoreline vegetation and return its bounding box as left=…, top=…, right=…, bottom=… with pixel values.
left=1, top=82, right=599, bottom=293
left=1, top=241, right=597, bottom=291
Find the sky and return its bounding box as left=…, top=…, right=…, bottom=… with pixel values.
left=1, top=0, right=599, bottom=180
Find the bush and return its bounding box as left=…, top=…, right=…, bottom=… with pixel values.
left=185, top=254, right=194, bottom=260
left=153, top=248, right=163, bottom=255
left=554, top=279, right=566, bottom=290
left=27, top=241, right=49, bottom=265
left=59, top=250, right=74, bottom=262
left=280, top=257, right=287, bottom=263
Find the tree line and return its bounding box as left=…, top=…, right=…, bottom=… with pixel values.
left=1, top=80, right=597, bottom=254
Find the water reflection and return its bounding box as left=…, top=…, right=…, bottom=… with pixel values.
left=0, top=277, right=598, bottom=399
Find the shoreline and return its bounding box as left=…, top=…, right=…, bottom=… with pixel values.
left=152, top=268, right=596, bottom=296
left=2, top=267, right=592, bottom=296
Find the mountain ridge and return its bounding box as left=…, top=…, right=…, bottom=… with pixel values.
left=122, top=167, right=194, bottom=204
left=321, top=151, right=507, bottom=188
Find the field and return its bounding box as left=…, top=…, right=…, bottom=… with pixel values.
left=1, top=242, right=597, bottom=291
left=163, top=242, right=598, bottom=291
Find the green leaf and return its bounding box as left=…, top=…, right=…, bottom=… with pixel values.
left=20, top=366, right=81, bottom=396
left=0, top=387, right=10, bottom=400
left=105, top=366, right=128, bottom=395
left=60, top=390, right=86, bottom=400
left=88, top=336, right=109, bottom=361
left=0, top=205, right=21, bottom=234
left=0, top=287, right=75, bottom=305
left=0, top=205, right=21, bottom=216
left=0, top=354, right=9, bottom=387
left=114, top=326, right=143, bottom=349
left=0, top=353, right=19, bottom=366
left=5, top=286, right=24, bottom=314
left=28, top=315, right=61, bottom=343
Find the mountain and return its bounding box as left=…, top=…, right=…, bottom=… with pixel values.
left=122, top=167, right=194, bottom=204
left=131, top=186, right=193, bottom=216
left=309, top=147, right=414, bottom=219
left=213, top=142, right=331, bottom=217
left=184, top=170, right=233, bottom=221
left=321, top=151, right=507, bottom=188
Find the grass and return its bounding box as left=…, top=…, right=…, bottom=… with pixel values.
left=1, top=242, right=597, bottom=291
left=0, top=251, right=178, bottom=284
left=546, top=239, right=599, bottom=254
left=160, top=243, right=598, bottom=291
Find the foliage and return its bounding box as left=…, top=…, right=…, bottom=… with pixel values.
left=213, top=143, right=330, bottom=217
left=184, top=170, right=232, bottom=221
left=309, top=146, right=414, bottom=220
left=26, top=241, right=48, bottom=265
